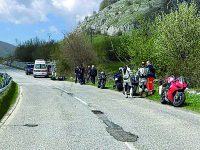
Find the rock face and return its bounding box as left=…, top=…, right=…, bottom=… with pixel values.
left=76, top=0, right=198, bottom=36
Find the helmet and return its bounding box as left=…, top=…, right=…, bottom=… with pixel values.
left=141, top=62, right=145, bottom=67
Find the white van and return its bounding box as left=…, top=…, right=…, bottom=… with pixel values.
left=33, top=59, right=48, bottom=77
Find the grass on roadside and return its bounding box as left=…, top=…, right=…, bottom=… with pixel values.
left=0, top=76, right=3, bottom=84
left=0, top=81, right=18, bottom=120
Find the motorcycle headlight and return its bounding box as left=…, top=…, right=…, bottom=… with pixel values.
left=115, top=78, right=118, bottom=81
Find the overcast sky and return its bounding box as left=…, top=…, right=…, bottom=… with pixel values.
left=0, top=0, right=101, bottom=45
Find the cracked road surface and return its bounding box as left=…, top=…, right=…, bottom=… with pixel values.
left=0, top=66, right=200, bottom=150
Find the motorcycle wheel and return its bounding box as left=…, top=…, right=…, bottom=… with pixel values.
left=173, top=92, right=185, bottom=107
left=132, top=86, right=137, bottom=96
left=139, top=92, right=143, bottom=97
left=160, top=89, right=167, bottom=104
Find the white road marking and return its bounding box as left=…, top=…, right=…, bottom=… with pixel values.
left=125, top=142, right=138, bottom=150
left=53, top=86, right=88, bottom=106
left=74, top=97, right=88, bottom=106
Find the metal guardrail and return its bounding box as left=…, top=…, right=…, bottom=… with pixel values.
left=8, top=61, right=26, bottom=70
left=0, top=73, right=12, bottom=94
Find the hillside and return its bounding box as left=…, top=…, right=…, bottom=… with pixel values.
left=77, top=0, right=199, bottom=36
left=0, top=41, right=16, bottom=57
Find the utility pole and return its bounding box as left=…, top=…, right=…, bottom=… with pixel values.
left=47, top=33, right=52, bottom=42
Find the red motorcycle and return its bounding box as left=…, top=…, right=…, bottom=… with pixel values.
left=160, top=76, right=187, bottom=107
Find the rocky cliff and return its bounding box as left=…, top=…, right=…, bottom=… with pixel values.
left=77, top=0, right=199, bottom=36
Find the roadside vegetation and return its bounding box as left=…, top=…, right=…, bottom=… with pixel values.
left=0, top=81, right=18, bottom=120
left=15, top=38, right=59, bottom=62
left=14, top=2, right=200, bottom=111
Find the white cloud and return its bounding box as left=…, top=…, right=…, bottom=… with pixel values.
left=51, top=0, right=76, bottom=11
left=49, top=26, right=59, bottom=34
left=0, top=0, right=101, bottom=24
left=36, top=26, right=60, bottom=36
left=0, top=0, right=49, bottom=24
left=35, top=29, right=46, bottom=35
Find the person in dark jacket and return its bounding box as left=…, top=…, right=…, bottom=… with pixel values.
left=86, top=65, right=91, bottom=83
left=146, top=61, right=156, bottom=95
left=79, top=64, right=85, bottom=85
left=74, top=66, right=79, bottom=83
left=90, top=65, right=97, bottom=84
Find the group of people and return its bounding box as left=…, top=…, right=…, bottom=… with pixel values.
left=122, top=61, right=156, bottom=98
left=74, top=61, right=156, bottom=98
left=75, top=64, right=97, bottom=85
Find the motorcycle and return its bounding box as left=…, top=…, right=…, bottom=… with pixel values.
left=138, top=78, right=148, bottom=97
left=98, top=72, right=106, bottom=89
left=160, top=76, right=187, bottom=107
left=130, top=75, right=139, bottom=96
left=113, top=73, right=123, bottom=91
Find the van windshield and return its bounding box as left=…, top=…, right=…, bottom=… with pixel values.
left=35, top=64, right=46, bottom=69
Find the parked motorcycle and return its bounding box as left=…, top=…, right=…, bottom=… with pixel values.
left=98, top=72, right=106, bottom=89
left=138, top=78, right=148, bottom=97
left=130, top=75, right=139, bottom=96
left=113, top=73, right=123, bottom=91
left=160, top=76, right=187, bottom=107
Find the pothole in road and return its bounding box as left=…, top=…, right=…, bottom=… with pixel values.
left=91, top=110, right=104, bottom=114
left=23, top=124, right=38, bottom=127
left=66, top=92, right=73, bottom=96
left=91, top=110, right=138, bottom=142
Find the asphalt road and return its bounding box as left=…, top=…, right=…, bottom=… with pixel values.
left=0, top=65, right=200, bottom=150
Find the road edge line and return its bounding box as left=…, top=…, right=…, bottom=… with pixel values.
left=74, top=97, right=88, bottom=106
left=54, top=86, right=88, bottom=106
left=125, top=142, right=138, bottom=150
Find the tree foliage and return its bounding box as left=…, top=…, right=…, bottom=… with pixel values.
left=124, top=2, right=200, bottom=87
left=15, top=38, right=59, bottom=62
left=92, top=35, right=129, bottom=62
left=55, top=32, right=97, bottom=75
left=123, top=19, right=157, bottom=69
left=154, top=2, right=200, bottom=87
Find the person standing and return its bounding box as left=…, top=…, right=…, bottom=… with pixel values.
left=74, top=66, right=79, bottom=83
left=87, top=65, right=91, bottom=83
left=79, top=64, right=85, bottom=85
left=146, top=61, right=156, bottom=95
left=90, top=65, right=97, bottom=84
left=122, top=65, right=132, bottom=98
left=137, top=62, right=148, bottom=97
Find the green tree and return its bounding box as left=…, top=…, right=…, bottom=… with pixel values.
left=124, top=19, right=157, bottom=70
left=154, top=2, right=200, bottom=87
left=56, top=32, right=97, bottom=75
left=15, top=38, right=59, bottom=62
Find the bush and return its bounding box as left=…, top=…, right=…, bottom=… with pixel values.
left=92, top=35, right=129, bottom=62
left=123, top=19, right=157, bottom=70
left=56, top=32, right=97, bottom=75
left=154, top=2, right=200, bottom=87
